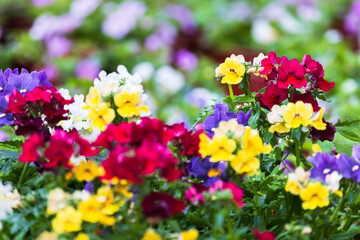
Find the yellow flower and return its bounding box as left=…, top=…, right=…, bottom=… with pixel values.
left=78, top=196, right=104, bottom=223
left=37, top=231, right=57, bottom=240
left=312, top=143, right=322, bottom=156
left=242, top=128, right=272, bottom=157
left=310, top=108, right=326, bottom=130
left=283, top=101, right=313, bottom=129
left=269, top=123, right=290, bottom=133
left=73, top=160, right=100, bottom=182
left=285, top=179, right=302, bottom=195
left=300, top=182, right=329, bottom=210
left=179, top=228, right=199, bottom=240
left=88, top=102, right=115, bottom=131
left=217, top=54, right=246, bottom=85
left=52, top=206, right=82, bottom=234
left=208, top=134, right=236, bottom=162
left=213, top=119, right=245, bottom=140
left=142, top=229, right=162, bottom=240
left=85, top=87, right=101, bottom=108
left=199, top=133, right=211, bottom=158
left=114, top=179, right=134, bottom=199
left=230, top=150, right=260, bottom=176
left=75, top=233, right=90, bottom=240
left=114, top=90, right=149, bottom=118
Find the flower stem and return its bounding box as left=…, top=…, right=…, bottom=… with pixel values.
left=294, top=139, right=301, bottom=167
left=17, top=162, right=30, bottom=188
left=228, top=84, right=234, bottom=103
left=330, top=181, right=353, bottom=222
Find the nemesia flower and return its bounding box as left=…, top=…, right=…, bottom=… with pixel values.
left=256, top=83, right=288, bottom=110
left=142, top=229, right=162, bottom=240
left=46, top=36, right=72, bottom=58
left=268, top=105, right=290, bottom=133
left=208, top=180, right=244, bottom=207
left=114, top=90, right=149, bottom=117
left=215, top=54, right=246, bottom=85
left=185, top=187, right=205, bottom=205
left=74, top=233, right=90, bottom=240
left=154, top=65, right=185, bottom=94
left=259, top=51, right=287, bottom=79
left=164, top=5, right=196, bottom=33
left=46, top=188, right=71, bottom=214
left=75, top=58, right=101, bottom=80
left=310, top=121, right=336, bottom=142
left=325, top=171, right=342, bottom=193
left=254, top=229, right=276, bottom=240
left=206, top=134, right=236, bottom=162
left=202, top=103, right=251, bottom=137
left=52, top=206, right=82, bottom=234
left=308, top=152, right=340, bottom=182
left=187, top=157, right=227, bottom=185
left=19, top=133, right=45, bottom=163
left=300, top=182, right=329, bottom=210
left=141, top=192, right=186, bottom=222
left=73, top=160, right=100, bottom=181
left=241, top=128, right=272, bottom=156
left=179, top=229, right=199, bottom=240
left=292, top=92, right=320, bottom=112
left=0, top=182, right=18, bottom=230
left=277, top=58, right=307, bottom=89
left=285, top=167, right=310, bottom=195
left=230, top=150, right=260, bottom=176
left=36, top=231, right=57, bottom=240
left=174, top=49, right=198, bottom=71
left=283, top=101, right=313, bottom=129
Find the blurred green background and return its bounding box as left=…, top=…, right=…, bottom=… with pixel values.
left=1, top=0, right=359, bottom=126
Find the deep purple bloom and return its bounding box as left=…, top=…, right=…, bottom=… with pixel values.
left=202, top=103, right=251, bottom=136
left=310, top=121, right=336, bottom=142
left=187, top=157, right=227, bottom=186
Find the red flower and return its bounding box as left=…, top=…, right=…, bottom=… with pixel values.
left=256, top=83, right=288, bottom=110
left=142, top=192, right=186, bottom=223
left=278, top=59, right=307, bottom=89
left=259, top=51, right=288, bottom=80
left=254, top=229, right=276, bottom=240
left=209, top=180, right=244, bottom=207
left=302, top=54, right=318, bottom=74
left=314, top=77, right=335, bottom=92
left=19, top=133, right=45, bottom=163
left=5, top=90, right=27, bottom=115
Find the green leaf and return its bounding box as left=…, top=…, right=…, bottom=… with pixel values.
left=335, top=119, right=360, bottom=127
left=248, top=102, right=261, bottom=128
left=336, top=125, right=360, bottom=142
left=234, top=94, right=254, bottom=103
left=0, top=139, right=24, bottom=152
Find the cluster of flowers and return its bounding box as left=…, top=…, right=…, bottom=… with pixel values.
left=285, top=145, right=360, bottom=210
left=199, top=111, right=271, bottom=177
left=0, top=183, right=20, bottom=230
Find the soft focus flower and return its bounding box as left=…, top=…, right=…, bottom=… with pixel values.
left=46, top=36, right=72, bottom=58
left=300, top=182, right=329, bottom=210
left=142, top=229, right=162, bottom=240
left=141, top=192, right=186, bottom=222
left=47, top=188, right=71, bottom=214
left=75, top=59, right=101, bottom=80
left=208, top=180, right=244, bottom=207
left=154, top=65, right=185, bottom=94
left=102, top=1, right=146, bottom=39
left=132, top=62, right=154, bottom=82
left=187, top=157, right=227, bottom=185
left=185, top=187, right=205, bottom=205
left=185, top=88, right=220, bottom=109
left=285, top=167, right=310, bottom=195
left=32, top=0, right=54, bottom=7
left=74, top=233, right=90, bottom=240
left=52, top=206, right=82, bottom=233
left=36, top=231, right=57, bottom=240
left=216, top=54, right=246, bottom=85
left=179, top=229, right=199, bottom=240
left=0, top=130, right=9, bottom=141
left=230, top=150, right=260, bottom=176
left=73, top=160, right=100, bottom=182
left=164, top=5, right=196, bottom=33
left=254, top=228, right=276, bottom=240
left=0, top=182, right=17, bottom=230
left=174, top=49, right=198, bottom=71
left=205, top=134, right=236, bottom=162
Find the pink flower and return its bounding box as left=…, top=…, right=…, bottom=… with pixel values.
left=185, top=187, right=205, bottom=205
left=209, top=180, right=244, bottom=207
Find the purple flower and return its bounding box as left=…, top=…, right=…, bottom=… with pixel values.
left=352, top=145, right=360, bottom=162
left=0, top=130, right=9, bottom=142
left=174, top=49, right=198, bottom=71
left=69, top=0, right=101, bottom=20
left=344, top=0, right=360, bottom=34
left=187, top=157, right=227, bottom=186
left=102, top=1, right=146, bottom=39
left=163, top=5, right=196, bottom=34
left=46, top=36, right=72, bottom=58
left=202, top=103, right=251, bottom=136
left=32, top=0, right=54, bottom=7
left=145, top=23, right=177, bottom=51
left=75, top=58, right=101, bottom=80
left=279, top=159, right=295, bottom=175
left=309, top=152, right=340, bottom=181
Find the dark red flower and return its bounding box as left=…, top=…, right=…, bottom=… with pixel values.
left=278, top=59, right=307, bottom=89
left=254, top=229, right=276, bottom=240
left=310, top=121, right=336, bottom=142
left=314, top=77, right=335, bottom=92
left=256, top=83, right=288, bottom=110
left=142, top=192, right=186, bottom=223
left=292, top=92, right=320, bottom=112
left=302, top=54, right=318, bottom=74
left=19, top=133, right=45, bottom=163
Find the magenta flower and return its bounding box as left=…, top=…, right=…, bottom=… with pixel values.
left=277, top=59, right=307, bottom=89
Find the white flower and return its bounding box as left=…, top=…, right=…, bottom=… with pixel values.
left=69, top=155, right=87, bottom=166
left=154, top=66, right=185, bottom=94
left=185, top=87, right=220, bottom=108
left=58, top=88, right=72, bottom=100
left=325, top=171, right=342, bottom=192
left=94, top=70, right=120, bottom=96
left=252, top=53, right=266, bottom=65
left=288, top=167, right=310, bottom=185
left=47, top=188, right=70, bottom=214
left=0, top=182, right=18, bottom=229
left=72, top=190, right=91, bottom=201
left=267, top=105, right=287, bottom=124
left=132, top=62, right=154, bottom=82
